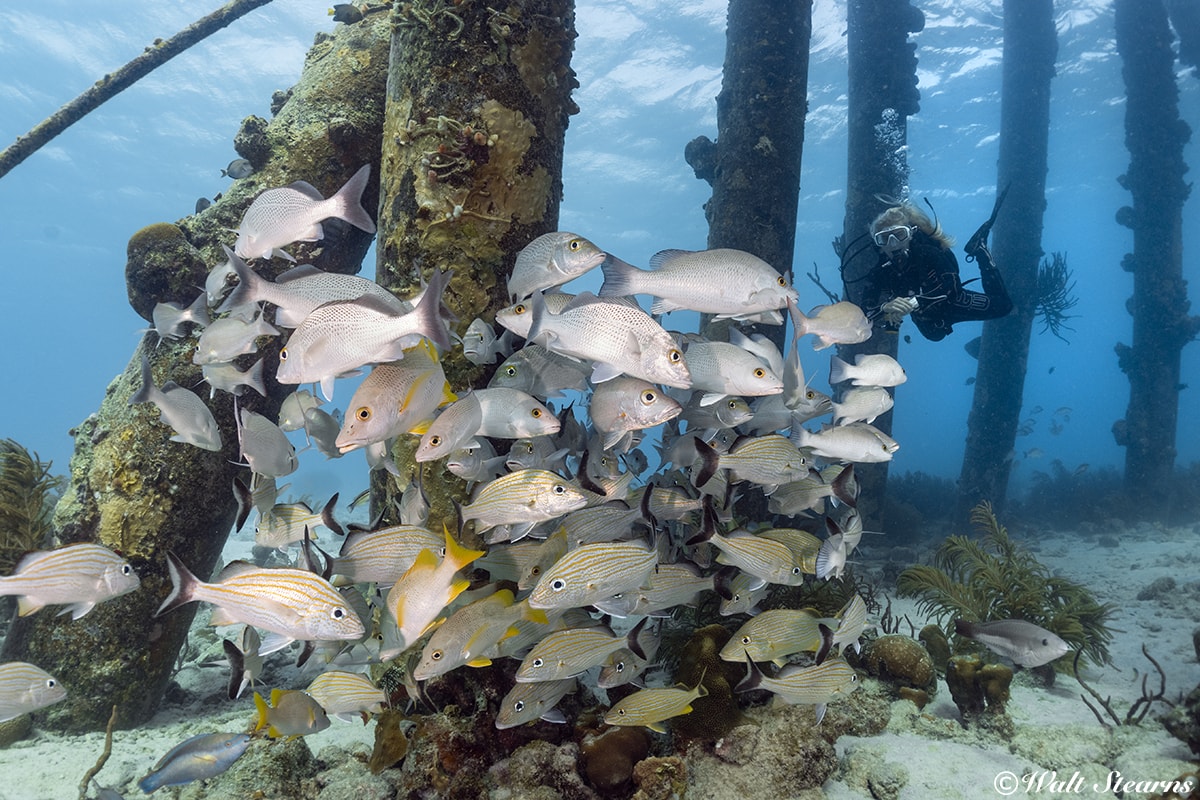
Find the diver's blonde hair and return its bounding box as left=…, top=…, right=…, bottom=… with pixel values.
left=869, top=201, right=954, bottom=248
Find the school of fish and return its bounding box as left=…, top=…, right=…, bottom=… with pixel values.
left=3, top=165, right=1025, bottom=793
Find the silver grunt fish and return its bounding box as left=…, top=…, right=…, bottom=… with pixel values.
left=235, top=164, right=376, bottom=262
left=954, top=619, right=1070, bottom=668
left=129, top=354, right=222, bottom=452
left=508, top=232, right=606, bottom=301
left=600, top=248, right=797, bottom=319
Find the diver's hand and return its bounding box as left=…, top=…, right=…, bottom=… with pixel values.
left=882, top=296, right=919, bottom=325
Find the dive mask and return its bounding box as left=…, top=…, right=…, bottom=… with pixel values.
left=873, top=225, right=913, bottom=255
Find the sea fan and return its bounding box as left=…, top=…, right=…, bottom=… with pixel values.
left=0, top=438, right=63, bottom=575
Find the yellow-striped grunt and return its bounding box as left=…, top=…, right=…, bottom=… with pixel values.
left=495, top=678, right=577, bottom=729
left=460, top=468, right=589, bottom=539
left=735, top=657, right=860, bottom=724
left=0, top=661, right=67, bottom=723
left=719, top=608, right=827, bottom=665
left=0, top=543, right=140, bottom=620
left=603, top=670, right=708, bottom=733
left=514, top=618, right=647, bottom=683
left=526, top=540, right=658, bottom=610
left=156, top=552, right=364, bottom=643
left=331, top=524, right=444, bottom=586
left=305, top=670, right=386, bottom=722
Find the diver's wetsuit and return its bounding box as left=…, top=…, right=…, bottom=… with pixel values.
left=864, top=229, right=1013, bottom=341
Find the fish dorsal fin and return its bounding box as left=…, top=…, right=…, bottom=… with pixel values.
left=215, top=560, right=261, bottom=582
left=275, top=264, right=325, bottom=283
left=286, top=180, right=325, bottom=201
left=648, top=249, right=693, bottom=270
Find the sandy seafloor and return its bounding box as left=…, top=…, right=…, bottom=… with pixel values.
left=0, top=517, right=1197, bottom=800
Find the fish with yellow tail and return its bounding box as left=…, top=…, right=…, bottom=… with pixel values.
left=156, top=552, right=364, bottom=645
left=603, top=669, right=708, bottom=733
left=735, top=654, right=859, bottom=724
left=253, top=689, right=330, bottom=738
left=412, top=589, right=547, bottom=681
left=0, top=543, right=140, bottom=620
left=383, top=526, right=484, bottom=656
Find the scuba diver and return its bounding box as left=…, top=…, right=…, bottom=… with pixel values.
left=861, top=192, right=1013, bottom=342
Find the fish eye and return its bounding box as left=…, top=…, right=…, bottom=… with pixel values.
left=514, top=304, right=527, bottom=314
left=741, top=636, right=751, bottom=645
left=851, top=674, right=859, bottom=683
left=727, top=400, right=737, bottom=409
left=279, top=348, right=288, bottom=361
left=356, top=407, right=371, bottom=421
left=777, top=276, right=787, bottom=287
left=754, top=368, right=766, bottom=378
left=532, top=658, right=544, bottom=668
left=616, top=708, right=626, bottom=717
left=430, top=435, right=442, bottom=447
left=640, top=390, right=656, bottom=405
left=431, top=650, right=443, bottom=661
left=806, top=390, right=816, bottom=400
left=568, top=238, right=582, bottom=251
left=1041, top=638, right=1049, bottom=646
left=615, top=661, right=625, bottom=672
left=550, top=578, right=566, bottom=592
left=45, top=679, right=57, bottom=689
left=531, top=408, right=542, bottom=418
left=668, top=349, right=682, bottom=363
left=530, top=565, right=541, bottom=576
left=552, top=484, right=566, bottom=494
left=791, top=566, right=802, bottom=575
left=121, top=564, right=133, bottom=575
left=514, top=700, right=525, bottom=712
left=505, top=365, right=518, bottom=377
left=332, top=607, right=346, bottom=619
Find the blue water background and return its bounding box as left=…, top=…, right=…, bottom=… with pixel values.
left=1, top=0, right=1196, bottom=505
